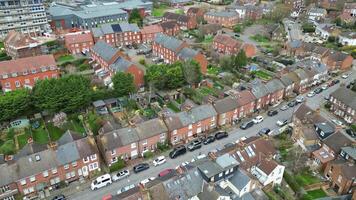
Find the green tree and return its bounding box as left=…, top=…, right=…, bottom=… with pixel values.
left=182, top=60, right=203, bottom=86
left=0, top=89, right=31, bottom=122
left=112, top=72, right=136, bottom=97
left=233, top=25, right=242, bottom=33
left=145, top=62, right=185, bottom=90
left=32, top=75, right=92, bottom=113
left=233, top=50, right=248, bottom=69
left=129, top=8, right=143, bottom=27
left=219, top=56, right=233, bottom=72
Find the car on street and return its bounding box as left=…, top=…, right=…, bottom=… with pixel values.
left=307, top=91, right=315, bottom=97
left=203, top=135, right=215, bottom=145
left=52, top=195, right=66, bottom=200
left=112, top=169, right=130, bottom=182
left=153, top=156, right=166, bottom=166
left=341, top=73, right=350, bottom=79
left=288, top=100, right=297, bottom=107
left=252, top=115, right=264, bottom=124
left=331, top=119, right=344, bottom=127
left=187, top=139, right=202, bottom=151
left=280, top=105, right=289, bottom=111
left=267, top=110, right=278, bottom=116
left=276, top=119, right=288, bottom=127
left=140, top=177, right=156, bottom=187
left=296, top=96, right=305, bottom=103
left=240, top=121, right=254, bottom=130
left=91, top=174, right=112, bottom=190
left=314, top=88, right=323, bottom=94
left=324, top=96, right=330, bottom=100
left=258, top=128, right=271, bottom=136
left=158, top=169, right=174, bottom=177
left=169, top=145, right=187, bottom=159
left=133, top=163, right=149, bottom=173
left=332, top=79, right=340, bottom=84
left=321, top=84, right=328, bottom=90
left=117, top=184, right=135, bottom=195
left=346, top=129, right=356, bottom=138
left=215, top=131, right=228, bottom=140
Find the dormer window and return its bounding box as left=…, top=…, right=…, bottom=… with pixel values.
left=41, top=66, right=47, bottom=72
left=2, top=74, right=8, bottom=79
left=23, top=70, right=28, bottom=75
left=32, top=69, right=37, bottom=74
left=12, top=72, right=17, bottom=77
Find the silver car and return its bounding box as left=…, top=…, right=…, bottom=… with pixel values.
left=112, top=169, right=130, bottom=182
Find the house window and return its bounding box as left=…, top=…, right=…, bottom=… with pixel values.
left=131, top=143, right=136, bottom=149
left=188, top=124, right=192, bottom=129
left=52, top=168, right=57, bottom=174
left=90, top=154, right=97, bottom=161
left=42, top=170, right=49, bottom=177
left=337, top=175, right=342, bottom=183
left=30, top=176, right=36, bottom=182
left=225, top=170, right=229, bottom=175
left=111, top=150, right=116, bottom=155
left=5, top=82, right=10, bottom=87
left=89, top=162, right=99, bottom=171
left=15, top=81, right=20, bottom=87
left=20, top=179, right=26, bottom=186
left=25, top=79, right=30, bottom=84
left=64, top=164, right=69, bottom=170
left=219, top=173, right=223, bottom=177
left=83, top=157, right=89, bottom=163
left=31, top=69, right=37, bottom=74
left=72, top=161, right=77, bottom=167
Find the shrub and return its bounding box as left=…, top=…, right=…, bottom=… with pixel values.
left=0, top=140, right=15, bottom=155
left=109, top=158, right=126, bottom=172
left=284, top=172, right=302, bottom=194
left=6, top=128, right=15, bottom=140
left=143, top=151, right=154, bottom=159
left=157, top=142, right=170, bottom=152
left=139, top=59, right=146, bottom=66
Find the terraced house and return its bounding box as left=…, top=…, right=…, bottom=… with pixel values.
left=163, top=104, right=217, bottom=145
left=162, top=12, right=197, bottom=30
left=0, top=131, right=100, bottom=199
left=204, top=11, right=239, bottom=27
left=329, top=87, right=356, bottom=124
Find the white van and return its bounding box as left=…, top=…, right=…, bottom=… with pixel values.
left=91, top=174, right=112, bottom=190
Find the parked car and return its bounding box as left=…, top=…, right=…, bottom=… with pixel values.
left=324, top=96, right=330, bottom=100
left=307, top=91, right=315, bottom=97
left=332, top=79, right=340, bottom=84
left=252, top=115, right=264, bottom=124
left=321, top=84, right=328, bottom=90
left=117, top=184, right=135, bottom=195
left=158, top=169, right=174, bottom=177
left=91, top=174, right=112, bottom=190
left=215, top=131, right=228, bottom=140
left=280, top=105, right=289, bottom=111
left=314, top=88, right=323, bottom=94
left=267, top=110, right=278, bottom=116
left=187, top=139, right=202, bottom=151
left=288, top=100, right=297, bottom=107
left=276, top=119, right=288, bottom=127
left=52, top=195, right=66, bottom=200
left=346, top=129, right=356, bottom=138
left=258, top=128, right=271, bottom=136
left=153, top=156, right=166, bottom=167
left=133, top=163, right=149, bottom=173
left=331, top=119, right=344, bottom=127
left=203, top=135, right=215, bottom=145
left=140, top=177, right=156, bottom=187
left=112, top=169, right=130, bottom=182
left=296, top=96, right=305, bottom=103
left=341, top=73, right=349, bottom=79
left=169, top=145, right=187, bottom=159
left=240, top=121, right=254, bottom=130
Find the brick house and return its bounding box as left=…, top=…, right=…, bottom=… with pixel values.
left=213, top=96, right=240, bottom=126
left=234, top=90, right=257, bottom=118
left=92, top=23, right=141, bottom=47
left=284, top=71, right=301, bottom=94
left=329, top=87, right=356, bottom=124
left=249, top=79, right=270, bottom=110
left=213, top=34, right=240, bottom=55
left=0, top=131, right=100, bottom=198
left=64, top=31, right=94, bottom=54
left=141, top=24, right=163, bottom=43
left=4, top=31, right=43, bottom=59
left=284, top=0, right=303, bottom=9
left=293, top=68, right=309, bottom=94
left=162, top=12, right=197, bottom=30
left=279, top=74, right=295, bottom=98
left=204, top=11, right=239, bottom=27
left=152, top=33, right=207, bottom=74
left=324, top=159, right=356, bottom=195
left=312, top=131, right=353, bottom=168
left=91, top=41, right=144, bottom=87
left=97, top=125, right=140, bottom=165
left=265, top=79, right=285, bottom=105
left=321, top=51, right=353, bottom=71
left=228, top=5, right=263, bottom=21
left=0, top=55, right=59, bottom=92
left=339, top=3, right=356, bottom=24
left=187, top=7, right=205, bottom=21
left=163, top=104, right=217, bottom=145
left=160, top=21, right=180, bottom=36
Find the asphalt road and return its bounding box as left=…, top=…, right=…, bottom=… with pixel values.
left=66, top=70, right=356, bottom=200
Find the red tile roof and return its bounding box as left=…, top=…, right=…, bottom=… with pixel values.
left=65, top=32, right=93, bottom=45
left=141, top=24, right=163, bottom=35
left=0, top=55, right=57, bottom=75
left=236, top=90, right=256, bottom=106
left=4, top=31, right=39, bottom=49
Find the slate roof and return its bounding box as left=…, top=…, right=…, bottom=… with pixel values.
left=177, top=47, right=198, bottom=61
left=250, top=79, right=270, bottom=99
left=294, top=68, right=308, bottom=80
left=229, top=168, right=251, bottom=190
left=213, top=96, right=238, bottom=114
left=98, top=127, right=139, bottom=151
left=235, top=90, right=256, bottom=106
left=135, top=118, right=168, bottom=140
left=323, top=131, right=353, bottom=153
left=110, top=57, right=133, bottom=72
left=197, top=159, right=223, bottom=178
left=163, top=12, right=190, bottom=22
left=341, top=146, right=356, bottom=160
left=265, top=79, right=285, bottom=93
left=119, top=22, right=140, bottom=32
left=213, top=34, right=240, bottom=48
left=154, top=33, right=185, bottom=52
left=280, top=75, right=294, bottom=87
left=330, top=87, right=356, bottom=110
left=91, top=41, right=118, bottom=62
left=205, top=11, right=237, bottom=17
left=216, top=153, right=239, bottom=169
left=160, top=21, right=179, bottom=30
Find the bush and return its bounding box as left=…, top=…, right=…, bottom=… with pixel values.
left=0, top=140, right=15, bottom=155
left=6, top=128, right=15, bottom=140
left=143, top=151, right=154, bottom=159
left=109, top=158, right=126, bottom=172
left=78, top=63, right=90, bottom=71
left=350, top=124, right=356, bottom=132
left=157, top=142, right=170, bottom=152
left=284, top=172, right=302, bottom=194
left=139, top=59, right=146, bottom=66
left=324, top=102, right=331, bottom=110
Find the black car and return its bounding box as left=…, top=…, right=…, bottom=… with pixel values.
left=346, top=129, right=356, bottom=138
left=314, top=88, right=323, bottom=94
left=332, top=79, right=340, bottom=84
left=258, top=128, right=271, bottom=136
left=187, top=139, right=202, bottom=151
left=267, top=110, right=278, bottom=116
left=133, top=163, right=149, bottom=173
left=215, top=131, right=228, bottom=140
left=203, top=135, right=215, bottom=145
left=288, top=100, right=297, bottom=107
left=240, top=121, right=254, bottom=130
left=52, top=195, right=66, bottom=200
left=169, top=145, right=187, bottom=159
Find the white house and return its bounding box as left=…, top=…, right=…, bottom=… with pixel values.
left=219, top=168, right=257, bottom=198
left=338, top=32, right=356, bottom=46
left=308, top=8, right=327, bottom=21
left=251, top=158, right=285, bottom=186
left=315, top=24, right=335, bottom=40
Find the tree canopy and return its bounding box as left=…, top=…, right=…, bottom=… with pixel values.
left=112, top=72, right=136, bottom=97
left=0, top=89, right=31, bottom=122
left=129, top=8, right=143, bottom=27
left=219, top=50, right=248, bottom=73
left=182, top=60, right=203, bottom=86
left=32, top=75, right=92, bottom=113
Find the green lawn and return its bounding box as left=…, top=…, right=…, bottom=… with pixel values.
left=0, top=42, right=4, bottom=49
left=207, top=65, right=220, bottom=75
left=57, top=55, right=75, bottom=63
left=302, top=189, right=328, bottom=200
left=174, top=9, right=184, bottom=14
left=295, top=172, right=321, bottom=186
left=32, top=127, right=50, bottom=144
left=152, top=5, right=168, bottom=17
left=203, top=35, right=214, bottom=44
left=47, top=123, right=65, bottom=141
left=251, top=34, right=270, bottom=43
left=167, top=102, right=180, bottom=113
left=17, top=133, right=30, bottom=149
left=254, top=70, right=272, bottom=80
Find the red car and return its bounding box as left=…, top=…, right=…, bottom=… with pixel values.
left=158, top=169, right=174, bottom=177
